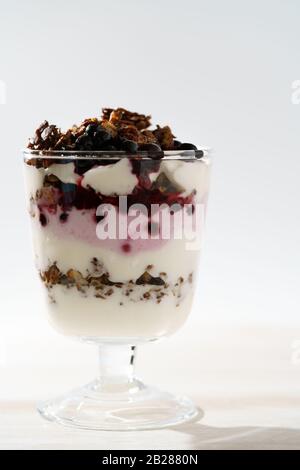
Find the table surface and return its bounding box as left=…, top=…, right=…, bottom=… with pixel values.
left=1, top=318, right=300, bottom=450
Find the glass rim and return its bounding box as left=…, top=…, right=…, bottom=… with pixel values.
left=22, top=148, right=211, bottom=161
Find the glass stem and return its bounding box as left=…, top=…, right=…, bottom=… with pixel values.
left=97, top=344, right=137, bottom=392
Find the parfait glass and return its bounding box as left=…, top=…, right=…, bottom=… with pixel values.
left=23, top=149, right=210, bottom=430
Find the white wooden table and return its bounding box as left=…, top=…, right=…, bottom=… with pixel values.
left=1, top=317, right=300, bottom=449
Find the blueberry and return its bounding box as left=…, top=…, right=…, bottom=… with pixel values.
left=99, top=130, right=111, bottom=142
left=178, top=143, right=198, bottom=150
left=59, top=183, right=77, bottom=206
left=93, top=135, right=104, bottom=149
left=94, top=127, right=111, bottom=141
left=85, top=123, right=99, bottom=136
left=39, top=213, right=47, bottom=227
left=61, top=183, right=77, bottom=193
left=139, top=143, right=162, bottom=152
left=85, top=124, right=112, bottom=149
left=120, top=139, right=138, bottom=153
left=195, top=150, right=204, bottom=158
left=75, top=133, right=94, bottom=150
left=93, top=130, right=113, bottom=150
left=173, top=140, right=182, bottom=149
left=59, top=212, right=69, bottom=223
left=138, top=143, right=163, bottom=159
left=101, top=144, right=117, bottom=151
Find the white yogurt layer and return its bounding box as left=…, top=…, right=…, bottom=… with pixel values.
left=82, top=158, right=138, bottom=195
left=46, top=162, right=78, bottom=184
left=24, top=164, right=44, bottom=198
left=47, top=285, right=194, bottom=339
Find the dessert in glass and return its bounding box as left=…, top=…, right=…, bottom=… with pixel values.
left=23, top=108, right=210, bottom=430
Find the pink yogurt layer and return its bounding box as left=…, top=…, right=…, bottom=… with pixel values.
left=43, top=207, right=170, bottom=255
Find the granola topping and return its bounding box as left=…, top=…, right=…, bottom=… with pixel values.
left=27, top=106, right=199, bottom=157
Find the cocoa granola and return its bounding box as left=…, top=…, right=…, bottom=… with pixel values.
left=26, top=106, right=200, bottom=157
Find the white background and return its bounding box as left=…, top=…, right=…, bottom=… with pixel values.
left=1, top=0, right=299, bottom=327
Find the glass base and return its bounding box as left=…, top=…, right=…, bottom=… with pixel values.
left=37, top=378, right=199, bottom=431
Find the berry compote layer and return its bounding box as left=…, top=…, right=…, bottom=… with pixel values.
left=24, top=108, right=210, bottom=340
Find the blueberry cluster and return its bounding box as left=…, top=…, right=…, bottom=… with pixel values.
left=75, top=123, right=153, bottom=154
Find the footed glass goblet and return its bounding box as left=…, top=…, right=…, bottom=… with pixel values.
left=23, top=149, right=210, bottom=430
